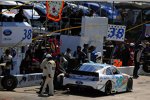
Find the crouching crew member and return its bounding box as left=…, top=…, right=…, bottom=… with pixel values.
left=1, top=49, right=13, bottom=75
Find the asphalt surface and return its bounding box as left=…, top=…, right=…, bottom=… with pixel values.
left=0, top=75, right=150, bottom=100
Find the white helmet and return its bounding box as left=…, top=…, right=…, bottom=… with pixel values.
left=95, top=52, right=102, bottom=58
left=46, top=54, right=52, bottom=58
left=130, top=43, right=134, bottom=46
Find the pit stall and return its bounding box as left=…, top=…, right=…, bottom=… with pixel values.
left=0, top=4, right=42, bottom=90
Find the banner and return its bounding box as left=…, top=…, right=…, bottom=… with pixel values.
left=46, top=1, right=64, bottom=22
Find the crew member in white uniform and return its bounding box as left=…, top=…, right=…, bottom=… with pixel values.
left=37, top=54, right=49, bottom=94
left=40, top=54, right=56, bottom=96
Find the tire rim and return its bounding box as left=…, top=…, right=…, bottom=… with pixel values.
left=7, top=79, right=13, bottom=86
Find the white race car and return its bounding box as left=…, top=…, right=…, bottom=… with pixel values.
left=63, top=63, right=133, bottom=95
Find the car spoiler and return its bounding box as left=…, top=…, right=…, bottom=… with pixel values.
left=68, top=70, right=99, bottom=77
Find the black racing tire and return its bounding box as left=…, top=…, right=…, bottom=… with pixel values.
left=69, top=87, right=77, bottom=93
left=126, top=78, right=133, bottom=92
left=104, top=81, right=112, bottom=95
left=1, top=75, right=18, bottom=91
left=142, top=62, right=150, bottom=73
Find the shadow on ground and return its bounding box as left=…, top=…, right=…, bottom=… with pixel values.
left=61, top=89, right=132, bottom=98
left=0, top=87, right=132, bottom=98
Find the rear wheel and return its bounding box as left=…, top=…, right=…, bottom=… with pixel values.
left=126, top=78, right=133, bottom=92
left=104, top=81, right=112, bottom=95
left=142, top=61, right=150, bottom=73
left=1, top=75, right=18, bottom=91
left=69, top=87, right=77, bottom=93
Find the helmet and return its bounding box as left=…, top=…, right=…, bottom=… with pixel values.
left=95, top=52, right=102, bottom=58
left=130, top=43, right=134, bottom=46
left=46, top=54, right=52, bottom=58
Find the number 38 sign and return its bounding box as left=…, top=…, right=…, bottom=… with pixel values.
left=106, top=24, right=126, bottom=42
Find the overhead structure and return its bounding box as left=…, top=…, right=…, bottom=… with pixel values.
left=115, top=2, right=150, bottom=10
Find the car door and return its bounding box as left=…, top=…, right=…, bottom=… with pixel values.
left=110, top=66, right=124, bottom=92
left=105, top=67, right=115, bottom=89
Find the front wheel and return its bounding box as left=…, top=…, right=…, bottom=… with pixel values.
left=69, top=87, right=77, bottom=93
left=142, top=62, right=150, bottom=73
left=104, top=81, right=112, bottom=95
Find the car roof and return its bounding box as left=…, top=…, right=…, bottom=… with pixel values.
left=79, top=63, right=111, bottom=72
left=83, top=63, right=108, bottom=67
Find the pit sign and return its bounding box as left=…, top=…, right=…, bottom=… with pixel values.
left=106, top=24, right=126, bottom=42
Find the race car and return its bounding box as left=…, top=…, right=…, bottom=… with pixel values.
left=63, top=63, right=133, bottom=95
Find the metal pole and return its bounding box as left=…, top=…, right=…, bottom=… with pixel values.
left=141, top=1, right=144, bottom=41
left=45, top=17, right=48, bottom=49
left=99, top=3, right=101, bottom=16
left=0, top=8, right=2, bottom=26
left=45, top=17, right=47, bottom=31
left=32, top=3, right=34, bottom=22
left=112, top=1, right=114, bottom=24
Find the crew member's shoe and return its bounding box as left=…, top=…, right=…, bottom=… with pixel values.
left=48, top=94, right=54, bottom=96
left=133, top=75, right=139, bottom=79
left=36, top=91, right=41, bottom=94
left=38, top=94, right=45, bottom=97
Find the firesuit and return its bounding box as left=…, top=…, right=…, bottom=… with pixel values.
left=40, top=54, right=56, bottom=96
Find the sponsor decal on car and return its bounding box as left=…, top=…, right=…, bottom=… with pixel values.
left=3, top=29, right=12, bottom=36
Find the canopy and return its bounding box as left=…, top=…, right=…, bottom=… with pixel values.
left=0, top=1, right=40, bottom=20
left=115, top=2, right=150, bottom=10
